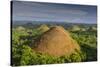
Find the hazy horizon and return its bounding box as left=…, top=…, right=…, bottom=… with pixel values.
left=12, top=1, right=97, bottom=24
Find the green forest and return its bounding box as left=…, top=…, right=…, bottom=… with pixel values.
left=12, top=23, right=97, bottom=66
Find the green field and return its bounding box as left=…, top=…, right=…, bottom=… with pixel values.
left=12, top=24, right=97, bottom=66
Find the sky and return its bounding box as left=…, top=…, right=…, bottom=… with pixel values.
left=12, top=1, right=97, bottom=24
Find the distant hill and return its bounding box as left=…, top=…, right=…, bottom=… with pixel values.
left=13, top=21, right=97, bottom=26
left=37, top=24, right=50, bottom=33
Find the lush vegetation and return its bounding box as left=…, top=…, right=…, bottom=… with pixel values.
left=12, top=24, right=97, bottom=66
left=70, top=31, right=97, bottom=61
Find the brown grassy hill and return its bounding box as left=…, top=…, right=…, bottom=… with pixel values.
left=33, top=26, right=80, bottom=57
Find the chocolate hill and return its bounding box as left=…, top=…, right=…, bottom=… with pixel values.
left=33, top=26, right=80, bottom=57
left=37, top=24, right=50, bottom=33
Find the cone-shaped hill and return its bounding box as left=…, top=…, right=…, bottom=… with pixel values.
left=37, top=24, right=50, bottom=33
left=33, top=26, right=80, bottom=57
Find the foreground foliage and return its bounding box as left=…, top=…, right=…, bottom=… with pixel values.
left=12, top=25, right=97, bottom=66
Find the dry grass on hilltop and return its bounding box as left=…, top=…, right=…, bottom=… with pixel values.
left=33, top=26, right=80, bottom=57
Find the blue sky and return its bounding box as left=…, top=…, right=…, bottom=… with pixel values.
left=12, top=1, right=97, bottom=24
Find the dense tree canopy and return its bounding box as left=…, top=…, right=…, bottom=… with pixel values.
left=12, top=24, right=97, bottom=66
